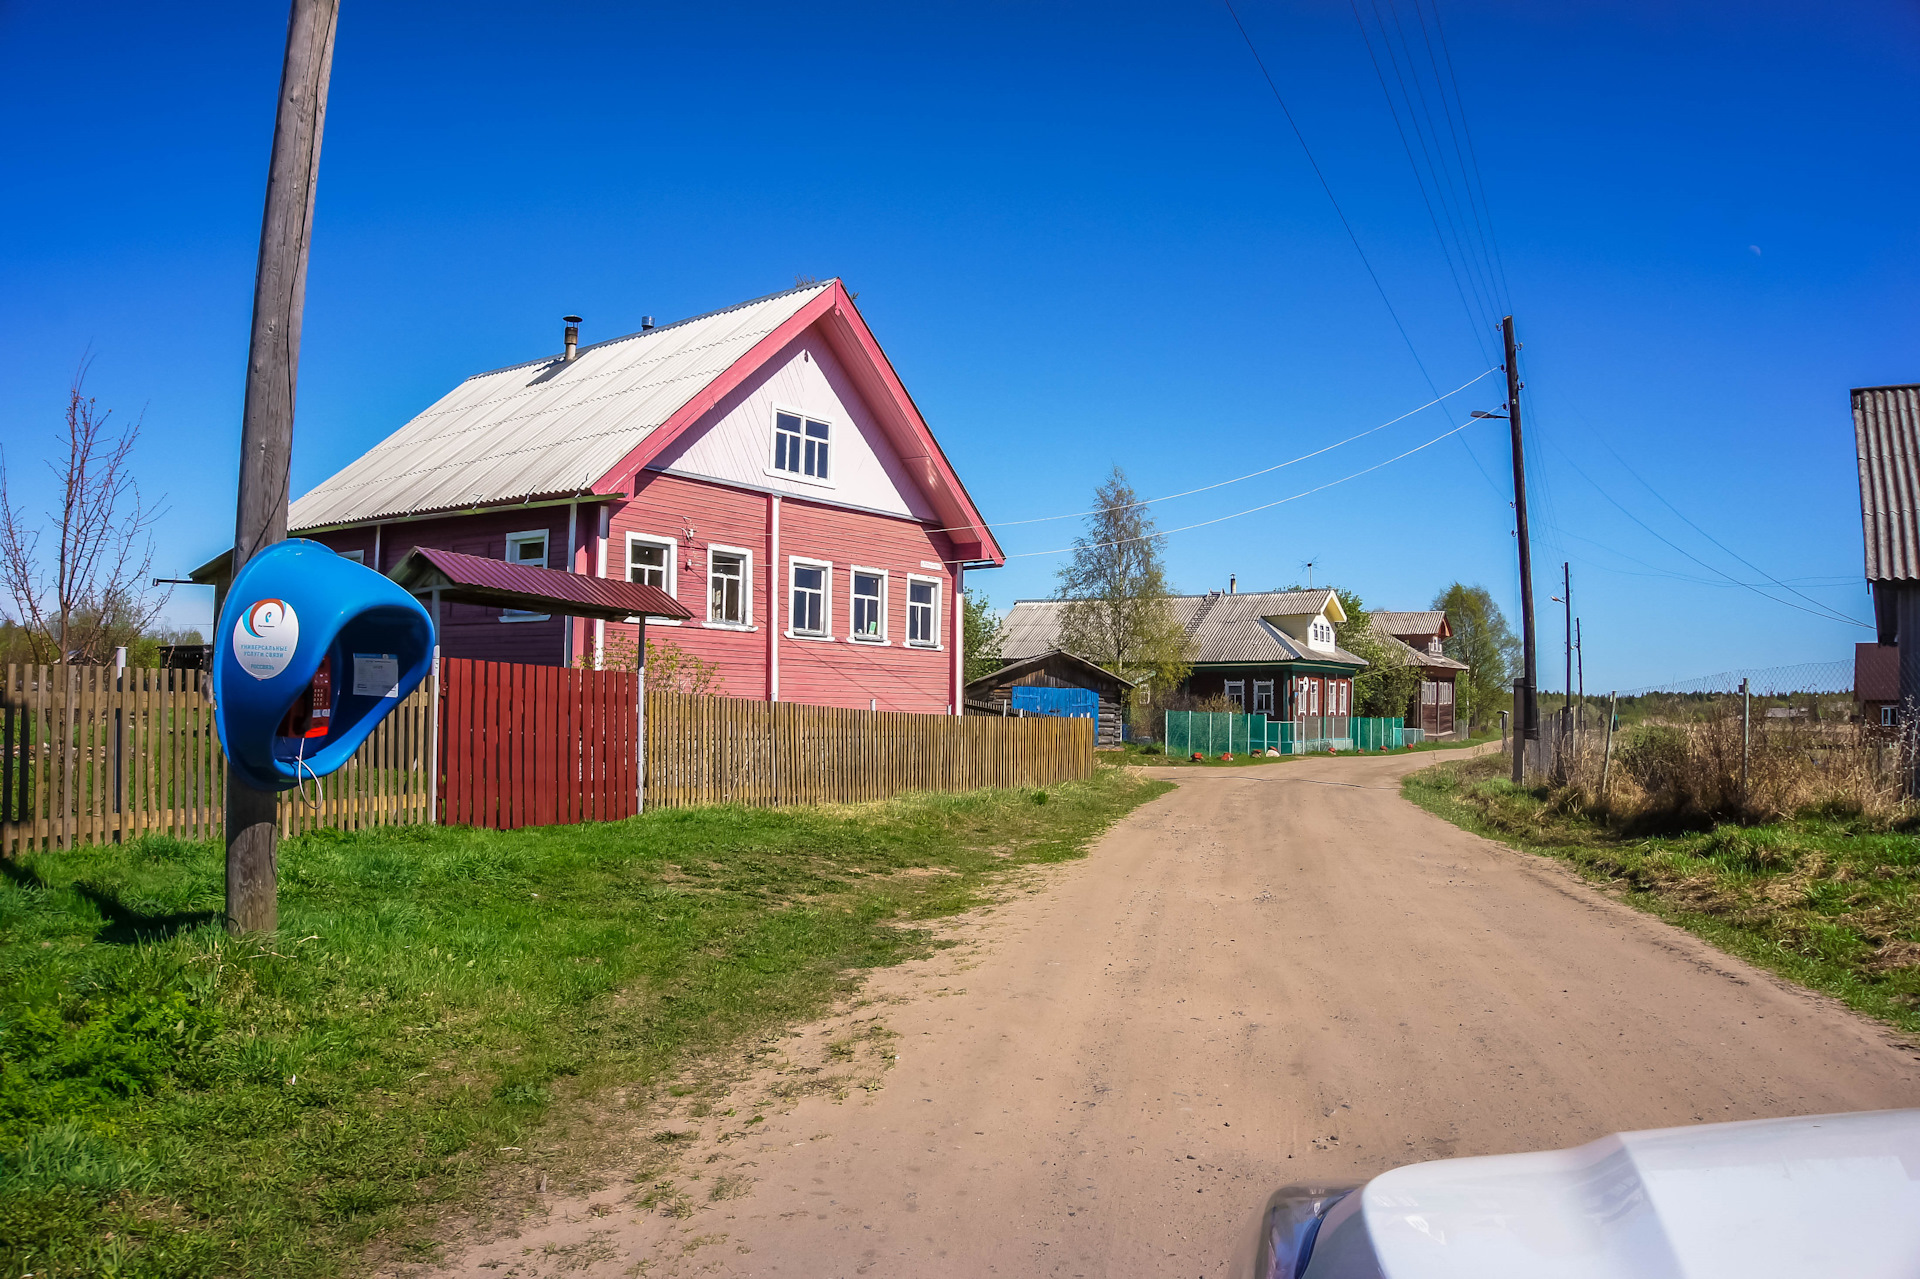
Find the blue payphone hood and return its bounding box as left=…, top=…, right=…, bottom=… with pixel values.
left=213, top=540, right=433, bottom=792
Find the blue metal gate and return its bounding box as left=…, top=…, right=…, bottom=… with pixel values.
left=1010, top=685, right=1099, bottom=720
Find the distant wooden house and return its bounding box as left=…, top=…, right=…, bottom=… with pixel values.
left=1369, top=610, right=1469, bottom=737
left=1855, top=641, right=1899, bottom=729
left=998, top=589, right=1366, bottom=722
left=964, top=649, right=1134, bottom=748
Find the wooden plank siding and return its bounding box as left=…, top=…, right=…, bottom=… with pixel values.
left=1, top=663, right=433, bottom=857
left=645, top=690, right=1093, bottom=809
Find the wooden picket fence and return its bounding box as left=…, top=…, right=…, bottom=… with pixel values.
left=644, top=690, right=1095, bottom=809
left=437, top=658, right=639, bottom=830
left=1, top=659, right=1096, bottom=853
left=0, top=663, right=434, bottom=856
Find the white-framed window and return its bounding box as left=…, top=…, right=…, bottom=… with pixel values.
left=906, top=575, right=941, bottom=648
left=789, top=558, right=831, bottom=637
left=1883, top=705, right=1897, bottom=727
left=627, top=534, right=675, bottom=593
left=849, top=567, right=887, bottom=642
left=338, top=548, right=366, bottom=565
left=770, top=410, right=832, bottom=483
left=1224, top=679, right=1245, bottom=709
left=1308, top=619, right=1334, bottom=648
left=1308, top=679, right=1321, bottom=715
left=706, top=545, right=751, bottom=626
left=1253, top=680, right=1274, bottom=715
left=1439, top=682, right=1453, bottom=705
left=501, top=530, right=550, bottom=621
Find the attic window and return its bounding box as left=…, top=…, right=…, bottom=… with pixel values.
left=772, top=411, right=831, bottom=482
left=1309, top=619, right=1334, bottom=647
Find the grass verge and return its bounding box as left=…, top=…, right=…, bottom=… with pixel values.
left=1404, top=751, right=1920, bottom=1036
left=1, top=765, right=1169, bottom=1278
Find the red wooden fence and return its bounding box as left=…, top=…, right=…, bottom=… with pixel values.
left=437, top=658, right=638, bottom=830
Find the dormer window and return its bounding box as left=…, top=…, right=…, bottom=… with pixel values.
left=1428, top=637, right=1443, bottom=656
left=1308, top=619, right=1334, bottom=648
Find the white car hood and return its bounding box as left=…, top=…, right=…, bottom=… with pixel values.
left=1324, top=1109, right=1920, bottom=1279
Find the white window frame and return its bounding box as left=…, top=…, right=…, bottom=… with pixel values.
left=501, top=529, right=550, bottom=621
left=1883, top=705, right=1897, bottom=727
left=905, top=574, right=942, bottom=649
left=766, top=407, right=835, bottom=488
left=848, top=566, right=888, bottom=644
left=1253, top=679, right=1274, bottom=715
left=338, top=548, right=366, bottom=565
left=705, top=544, right=753, bottom=629
left=626, top=532, right=678, bottom=624
left=787, top=556, right=833, bottom=640
left=1224, top=679, right=1246, bottom=709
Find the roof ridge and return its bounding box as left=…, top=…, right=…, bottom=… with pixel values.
left=460, top=280, right=836, bottom=383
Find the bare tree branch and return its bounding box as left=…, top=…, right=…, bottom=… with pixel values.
left=0, top=362, right=170, bottom=664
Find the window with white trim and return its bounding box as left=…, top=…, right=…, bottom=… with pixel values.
left=627, top=534, right=674, bottom=594
left=501, top=530, right=549, bottom=621
left=790, top=560, right=829, bottom=636
left=1883, top=706, right=1897, bottom=727
left=906, top=577, right=939, bottom=647
left=1439, top=682, right=1453, bottom=705
left=772, top=411, right=831, bottom=481
left=1224, top=679, right=1245, bottom=709
left=708, top=548, right=748, bottom=625
left=1253, top=680, right=1274, bottom=715
left=850, top=569, right=886, bottom=642
left=338, top=549, right=365, bottom=565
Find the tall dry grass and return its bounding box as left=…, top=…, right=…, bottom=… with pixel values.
left=1554, top=706, right=1910, bottom=831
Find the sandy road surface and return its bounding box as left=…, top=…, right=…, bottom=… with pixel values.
left=432, top=750, right=1920, bottom=1278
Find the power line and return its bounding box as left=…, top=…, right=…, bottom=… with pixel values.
left=1549, top=442, right=1870, bottom=630
left=1422, top=0, right=1513, bottom=308
left=1006, top=415, right=1484, bottom=559
left=936, top=367, right=1498, bottom=535
left=1220, top=0, right=1451, bottom=406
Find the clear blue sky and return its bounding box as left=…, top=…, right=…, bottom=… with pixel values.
left=3, top=1, right=1915, bottom=690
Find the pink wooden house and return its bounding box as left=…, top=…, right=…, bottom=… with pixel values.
left=210, top=281, right=1003, bottom=715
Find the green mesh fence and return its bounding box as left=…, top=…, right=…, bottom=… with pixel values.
left=1167, top=713, right=1408, bottom=757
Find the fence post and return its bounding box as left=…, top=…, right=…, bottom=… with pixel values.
left=635, top=655, right=646, bottom=816
left=426, top=645, right=441, bottom=824
left=1599, top=691, right=1617, bottom=803
left=1740, top=677, right=1750, bottom=808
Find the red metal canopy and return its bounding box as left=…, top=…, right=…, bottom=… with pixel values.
left=389, top=547, right=692, bottom=622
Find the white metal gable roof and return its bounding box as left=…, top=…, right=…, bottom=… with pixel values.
left=289, top=283, right=832, bottom=530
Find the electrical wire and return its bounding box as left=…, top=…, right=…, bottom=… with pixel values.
left=1221, top=0, right=1454, bottom=412
left=1005, top=416, right=1483, bottom=559
left=1550, top=443, right=1869, bottom=629
left=930, top=367, right=1498, bottom=535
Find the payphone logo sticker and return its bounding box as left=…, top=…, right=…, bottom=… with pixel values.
left=234, top=598, right=300, bottom=679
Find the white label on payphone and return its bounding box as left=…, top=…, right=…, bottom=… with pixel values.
left=233, top=599, right=299, bottom=679
left=353, top=653, right=401, bottom=698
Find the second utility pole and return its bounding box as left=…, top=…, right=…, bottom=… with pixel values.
left=1504, top=315, right=1538, bottom=783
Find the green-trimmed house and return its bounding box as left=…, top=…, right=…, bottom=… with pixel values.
left=997, top=588, right=1368, bottom=721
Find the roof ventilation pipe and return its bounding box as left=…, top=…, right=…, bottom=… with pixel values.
left=562, top=315, right=582, bottom=362
left=641, top=316, right=655, bottom=331
left=1229, top=574, right=1236, bottom=594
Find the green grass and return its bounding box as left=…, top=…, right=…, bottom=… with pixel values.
left=1119, top=730, right=1497, bottom=768
left=0, top=766, right=1169, bottom=1278
left=1404, top=752, right=1920, bottom=1036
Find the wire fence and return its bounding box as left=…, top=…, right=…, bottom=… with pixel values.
left=1617, top=660, right=1854, bottom=698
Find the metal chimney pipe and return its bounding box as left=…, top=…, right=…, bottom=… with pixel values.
left=641, top=315, right=655, bottom=331
left=563, top=314, right=582, bottom=361
left=1229, top=574, right=1236, bottom=594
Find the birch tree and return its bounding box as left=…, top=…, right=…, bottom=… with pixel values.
left=1055, top=467, right=1191, bottom=692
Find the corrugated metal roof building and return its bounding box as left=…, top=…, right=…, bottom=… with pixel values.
left=1853, top=383, right=1920, bottom=642
left=1000, top=589, right=1369, bottom=669
left=290, top=285, right=833, bottom=531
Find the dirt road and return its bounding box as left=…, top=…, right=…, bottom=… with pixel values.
left=434, top=750, right=1920, bottom=1278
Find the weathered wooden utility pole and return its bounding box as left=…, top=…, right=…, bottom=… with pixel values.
left=1502, top=316, right=1538, bottom=783
left=227, top=0, right=340, bottom=935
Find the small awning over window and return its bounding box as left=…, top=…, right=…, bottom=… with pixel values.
left=389, top=547, right=692, bottom=623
